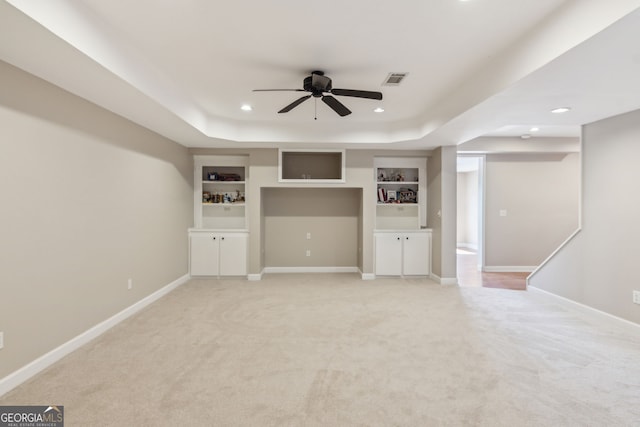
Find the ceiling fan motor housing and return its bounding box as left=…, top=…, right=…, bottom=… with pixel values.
left=304, top=72, right=332, bottom=96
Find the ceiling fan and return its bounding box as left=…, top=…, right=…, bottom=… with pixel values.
left=253, top=71, right=383, bottom=117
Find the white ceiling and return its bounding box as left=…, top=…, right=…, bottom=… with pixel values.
left=2, top=0, right=640, bottom=149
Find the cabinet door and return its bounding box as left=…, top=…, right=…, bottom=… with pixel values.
left=219, top=233, right=248, bottom=276
left=375, top=234, right=402, bottom=276
left=402, top=233, right=430, bottom=276
left=190, top=233, right=220, bottom=276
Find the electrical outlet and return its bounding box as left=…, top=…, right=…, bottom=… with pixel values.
left=306, top=232, right=311, bottom=240
left=633, top=290, right=640, bottom=304
left=128, top=278, right=133, bottom=290
left=0, top=332, right=4, bottom=350
left=306, top=250, right=311, bottom=257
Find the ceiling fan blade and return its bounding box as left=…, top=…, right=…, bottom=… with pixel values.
left=322, top=95, right=352, bottom=117
left=278, top=95, right=312, bottom=113
left=253, top=89, right=306, bottom=92
left=331, top=88, right=383, bottom=100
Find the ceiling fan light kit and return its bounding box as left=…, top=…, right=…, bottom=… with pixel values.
left=254, top=71, right=383, bottom=118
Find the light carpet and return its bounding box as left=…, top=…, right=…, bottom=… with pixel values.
left=1, top=274, right=639, bottom=426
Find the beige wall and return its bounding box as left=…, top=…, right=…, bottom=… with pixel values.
left=0, top=61, right=192, bottom=379
left=485, top=152, right=580, bottom=269
left=427, top=146, right=457, bottom=281
left=263, top=188, right=360, bottom=268
left=427, top=149, right=443, bottom=277
left=530, top=109, right=640, bottom=324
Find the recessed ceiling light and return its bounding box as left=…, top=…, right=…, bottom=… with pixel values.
left=530, top=127, right=539, bottom=132
left=551, top=107, right=570, bottom=114
left=374, top=107, right=385, bottom=113
left=241, top=104, right=252, bottom=111
left=521, top=134, right=532, bottom=140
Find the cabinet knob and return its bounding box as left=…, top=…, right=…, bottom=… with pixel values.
left=397, top=237, right=400, bottom=240
left=212, top=236, right=216, bottom=240
left=406, top=237, right=409, bottom=240
left=221, top=237, right=225, bottom=240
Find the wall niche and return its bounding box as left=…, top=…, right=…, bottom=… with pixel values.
left=279, top=149, right=345, bottom=182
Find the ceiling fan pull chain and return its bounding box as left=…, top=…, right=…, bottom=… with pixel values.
left=314, top=98, right=317, bottom=120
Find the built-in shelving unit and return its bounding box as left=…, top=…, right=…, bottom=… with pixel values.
left=194, top=157, right=248, bottom=230
left=374, top=157, right=426, bottom=230
left=190, top=155, right=249, bottom=277
left=279, top=149, right=345, bottom=183
left=374, top=157, right=430, bottom=277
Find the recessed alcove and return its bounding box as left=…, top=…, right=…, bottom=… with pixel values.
left=279, top=149, right=345, bottom=182
left=262, top=187, right=362, bottom=271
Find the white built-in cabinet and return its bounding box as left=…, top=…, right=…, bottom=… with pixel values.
left=374, top=157, right=431, bottom=277
left=189, top=155, right=248, bottom=277
left=189, top=231, right=248, bottom=277
left=374, top=231, right=431, bottom=276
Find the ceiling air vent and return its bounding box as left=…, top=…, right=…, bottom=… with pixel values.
left=383, top=72, right=408, bottom=86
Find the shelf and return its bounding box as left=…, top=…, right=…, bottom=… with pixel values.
left=377, top=203, right=418, bottom=206
left=203, top=181, right=245, bottom=184
left=377, top=181, right=418, bottom=185
left=203, top=202, right=245, bottom=207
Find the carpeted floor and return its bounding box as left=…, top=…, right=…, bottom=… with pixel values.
left=1, top=274, right=639, bottom=426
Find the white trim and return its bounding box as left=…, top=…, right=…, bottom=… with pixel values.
left=263, top=266, right=359, bottom=274
left=247, top=273, right=263, bottom=281
left=527, top=228, right=582, bottom=284
left=0, top=274, right=190, bottom=397
left=361, top=273, right=376, bottom=280
left=484, top=266, right=537, bottom=273
left=528, top=285, right=640, bottom=333
left=430, top=273, right=458, bottom=285
left=456, top=243, right=478, bottom=251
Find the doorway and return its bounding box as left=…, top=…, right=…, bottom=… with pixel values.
left=456, top=155, right=528, bottom=290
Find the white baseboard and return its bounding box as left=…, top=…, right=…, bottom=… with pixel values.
left=361, top=273, right=376, bottom=280
left=430, top=273, right=458, bottom=285
left=247, top=272, right=263, bottom=281
left=0, top=273, right=190, bottom=397
left=484, top=266, right=536, bottom=273
left=528, top=286, right=640, bottom=333
left=262, top=266, right=359, bottom=274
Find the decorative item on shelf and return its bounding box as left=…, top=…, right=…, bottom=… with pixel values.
left=399, top=189, right=417, bottom=203
left=218, top=173, right=242, bottom=181
left=387, top=190, right=397, bottom=202
left=206, top=172, right=242, bottom=181
left=203, top=191, right=245, bottom=204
